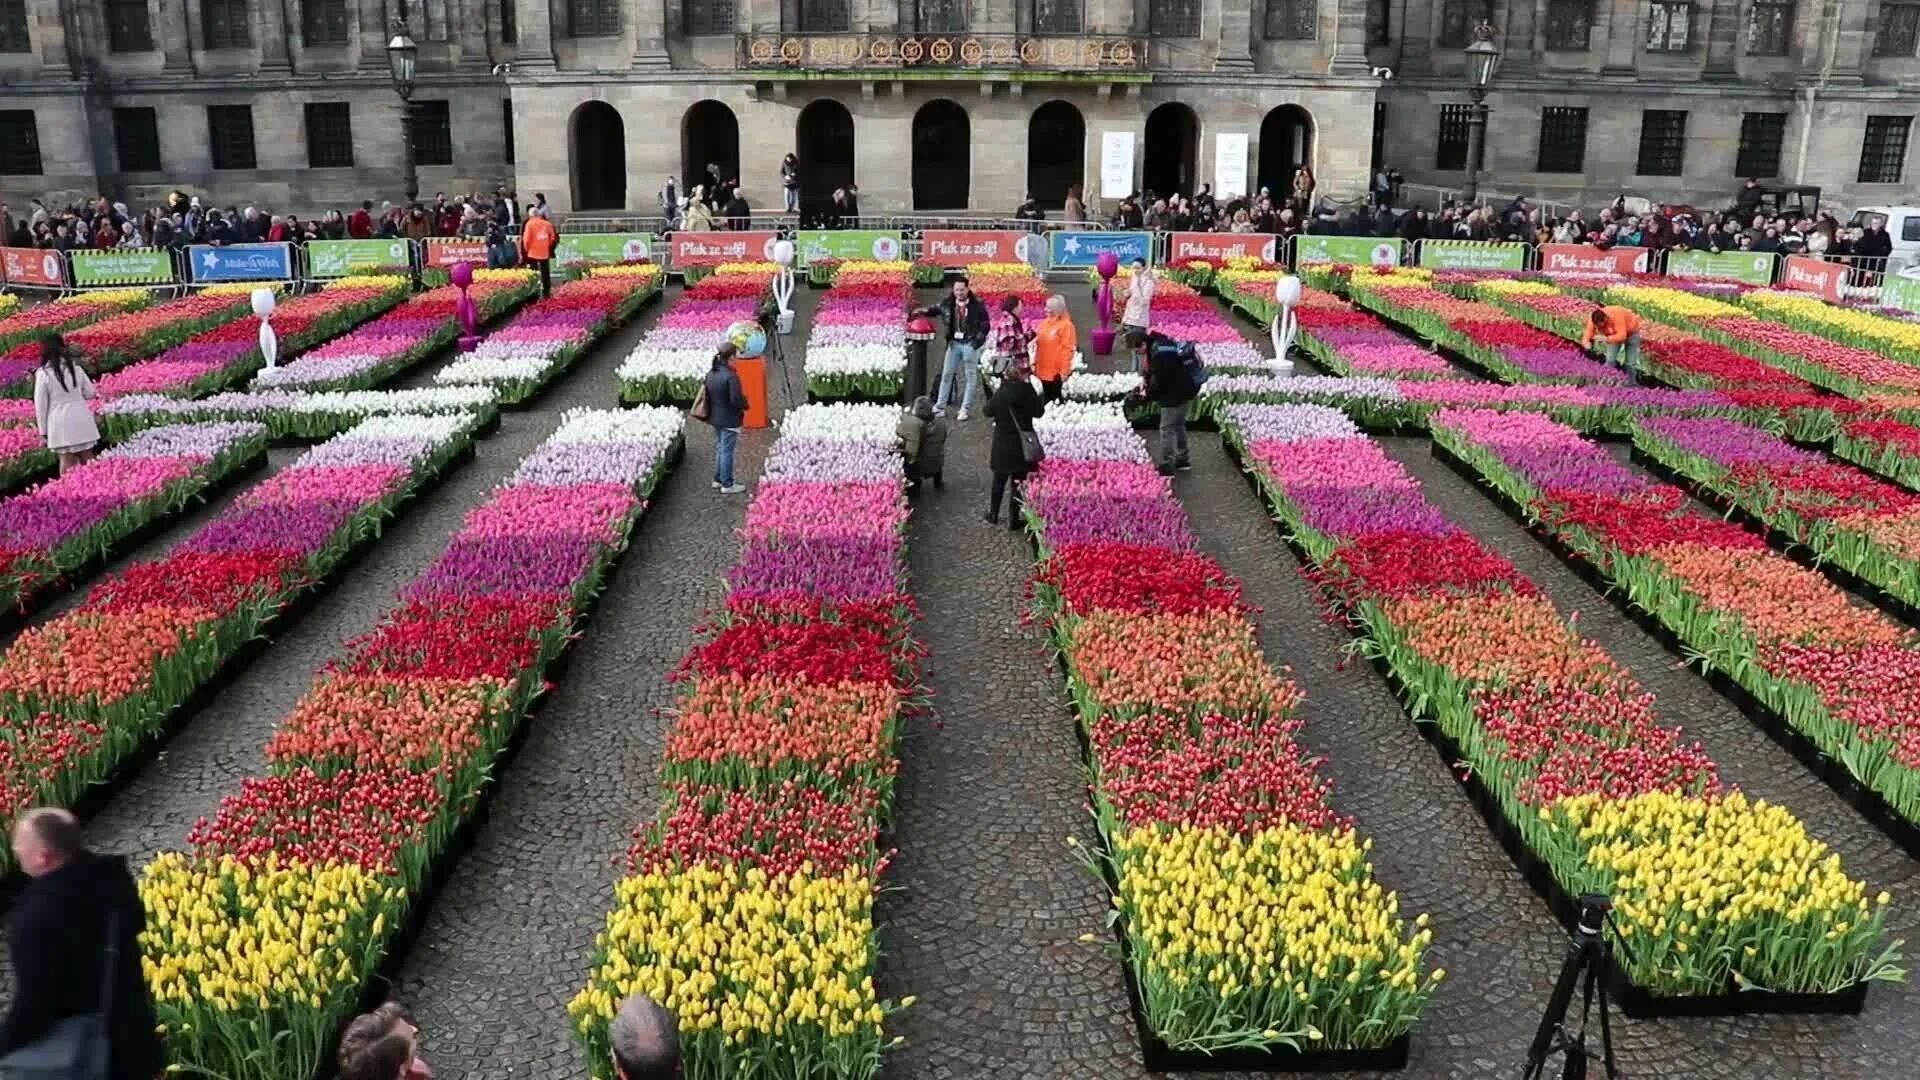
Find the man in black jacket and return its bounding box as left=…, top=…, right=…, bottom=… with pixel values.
left=920, top=277, right=991, bottom=420
left=1, top=809, right=165, bottom=1080
left=1142, top=333, right=1196, bottom=476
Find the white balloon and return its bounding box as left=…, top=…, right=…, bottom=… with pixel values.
left=1274, top=274, right=1302, bottom=306
left=771, top=239, right=796, bottom=267
left=250, top=287, right=277, bottom=318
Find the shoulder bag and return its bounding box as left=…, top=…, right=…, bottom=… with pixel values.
left=1019, top=425, right=1045, bottom=467
left=689, top=384, right=711, bottom=423
left=0, top=911, right=117, bottom=1080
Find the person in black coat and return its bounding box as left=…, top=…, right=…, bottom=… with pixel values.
left=984, top=353, right=1045, bottom=528
left=702, top=343, right=749, bottom=494
left=919, top=277, right=993, bottom=420
left=0, top=809, right=165, bottom=1080
left=1142, top=333, right=1197, bottom=476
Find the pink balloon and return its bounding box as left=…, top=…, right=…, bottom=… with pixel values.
left=1096, top=251, right=1119, bottom=279
left=450, top=261, right=474, bottom=289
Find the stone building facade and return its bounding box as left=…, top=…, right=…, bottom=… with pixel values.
left=0, top=0, right=1911, bottom=217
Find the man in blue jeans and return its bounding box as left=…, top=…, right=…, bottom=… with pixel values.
left=921, top=276, right=991, bottom=421
left=701, top=344, right=748, bottom=494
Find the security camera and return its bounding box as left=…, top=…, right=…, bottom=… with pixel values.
left=491, top=63, right=513, bottom=75
left=1371, top=66, right=1395, bottom=79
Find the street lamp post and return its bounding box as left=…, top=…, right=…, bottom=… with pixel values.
left=386, top=22, right=420, bottom=207
left=1461, top=21, right=1500, bottom=204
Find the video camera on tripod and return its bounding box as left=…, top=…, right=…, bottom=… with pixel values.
left=1521, top=893, right=1621, bottom=1080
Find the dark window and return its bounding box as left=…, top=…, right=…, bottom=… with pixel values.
left=207, top=105, right=257, bottom=170
left=301, top=0, right=348, bottom=44
left=106, top=0, right=154, bottom=51
left=1435, top=103, right=1471, bottom=171
left=1735, top=111, right=1786, bottom=177
left=1860, top=115, right=1912, bottom=183
left=500, top=0, right=517, bottom=40
left=1876, top=0, right=1920, bottom=55
left=783, top=0, right=848, bottom=30
left=502, top=99, right=514, bottom=164
left=1645, top=0, right=1690, bottom=50
left=203, top=0, right=251, bottom=48
left=0, top=0, right=28, bottom=51
left=112, top=107, right=162, bottom=172
left=683, top=0, right=731, bottom=33
left=1635, top=110, right=1686, bottom=175
left=1437, top=0, right=1468, bottom=46
left=0, top=111, right=41, bottom=175
left=1535, top=106, right=1588, bottom=173
left=1031, top=0, right=1078, bottom=32
left=305, top=102, right=353, bottom=168
left=1150, top=0, right=1200, bottom=36
left=1265, top=0, right=1315, bottom=38
left=1544, top=0, right=1592, bottom=48
left=1746, top=0, right=1792, bottom=54
left=568, top=0, right=619, bottom=35
left=1903, top=215, right=1920, bottom=242
left=411, top=100, right=452, bottom=166
left=917, top=0, right=963, bottom=30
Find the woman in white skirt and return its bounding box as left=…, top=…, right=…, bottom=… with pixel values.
left=33, top=334, right=100, bottom=474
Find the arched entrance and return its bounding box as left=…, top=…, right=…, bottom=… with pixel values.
left=911, top=100, right=970, bottom=211
left=1258, top=105, right=1315, bottom=202
left=1142, top=102, right=1198, bottom=199
left=682, top=100, right=740, bottom=196
left=1027, top=100, right=1084, bottom=211
left=569, top=101, right=626, bottom=212
left=796, top=99, right=856, bottom=212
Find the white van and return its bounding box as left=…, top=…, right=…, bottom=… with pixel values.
left=1849, top=206, right=1920, bottom=272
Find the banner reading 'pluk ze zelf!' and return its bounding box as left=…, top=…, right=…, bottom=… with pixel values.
left=918, top=229, right=1035, bottom=268
left=670, top=231, right=780, bottom=267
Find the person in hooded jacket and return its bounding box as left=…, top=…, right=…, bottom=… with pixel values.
left=896, top=395, right=947, bottom=495
left=0, top=808, right=166, bottom=1080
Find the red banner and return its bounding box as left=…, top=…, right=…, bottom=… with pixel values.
left=671, top=231, right=778, bottom=267
left=1538, top=244, right=1651, bottom=275
left=1781, top=255, right=1846, bottom=303
left=1167, top=233, right=1279, bottom=264
left=422, top=239, right=488, bottom=269
left=1, top=247, right=63, bottom=287
left=917, top=230, right=1029, bottom=268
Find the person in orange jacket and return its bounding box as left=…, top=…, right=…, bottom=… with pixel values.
left=1581, top=304, right=1643, bottom=384
left=1032, top=294, right=1077, bottom=402
left=520, top=207, right=558, bottom=297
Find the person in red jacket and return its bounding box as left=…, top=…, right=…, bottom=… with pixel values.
left=347, top=200, right=374, bottom=239
left=1581, top=305, right=1644, bottom=384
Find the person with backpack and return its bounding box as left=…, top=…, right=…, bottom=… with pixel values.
left=1141, top=332, right=1200, bottom=476
left=896, top=395, right=947, bottom=496
left=694, top=343, right=748, bottom=494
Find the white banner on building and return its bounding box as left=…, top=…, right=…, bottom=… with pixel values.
left=1100, top=131, right=1136, bottom=199
left=1213, top=133, right=1249, bottom=200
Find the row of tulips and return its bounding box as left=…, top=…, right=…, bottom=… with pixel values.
left=1592, top=285, right=1920, bottom=404
left=253, top=269, right=538, bottom=391
left=1464, top=279, right=1863, bottom=443
left=802, top=261, right=909, bottom=401
left=1742, top=288, right=1920, bottom=367
left=0, top=421, right=269, bottom=614
left=433, top=265, right=664, bottom=404
left=1217, top=401, right=1901, bottom=1000
left=1834, top=415, right=1920, bottom=491
left=1342, top=271, right=1630, bottom=385
left=0, top=413, right=480, bottom=873
left=1631, top=414, right=1920, bottom=621
left=1215, top=259, right=1287, bottom=325
left=1022, top=400, right=1436, bottom=1057
left=618, top=264, right=780, bottom=403
left=1292, top=286, right=1455, bottom=379
left=99, top=385, right=499, bottom=442
left=94, top=277, right=412, bottom=400
left=138, top=407, right=686, bottom=1079
left=1432, top=407, right=1920, bottom=844
left=574, top=403, right=915, bottom=1079
left=0, top=293, right=253, bottom=395
left=0, top=289, right=150, bottom=354
left=1108, top=268, right=1269, bottom=371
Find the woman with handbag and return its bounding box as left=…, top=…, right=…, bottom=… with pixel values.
left=983, top=351, right=1045, bottom=528
left=694, top=343, right=748, bottom=495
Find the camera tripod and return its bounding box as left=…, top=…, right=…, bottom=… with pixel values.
left=1521, top=894, right=1621, bottom=1080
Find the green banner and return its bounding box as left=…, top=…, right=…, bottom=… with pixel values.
left=1293, top=235, right=1404, bottom=266
left=1665, top=249, right=1776, bottom=286
left=307, top=239, right=413, bottom=278
left=796, top=230, right=906, bottom=266
left=70, top=247, right=172, bottom=286
left=1418, top=240, right=1527, bottom=271
left=1882, top=275, right=1920, bottom=314
left=554, top=233, right=655, bottom=265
